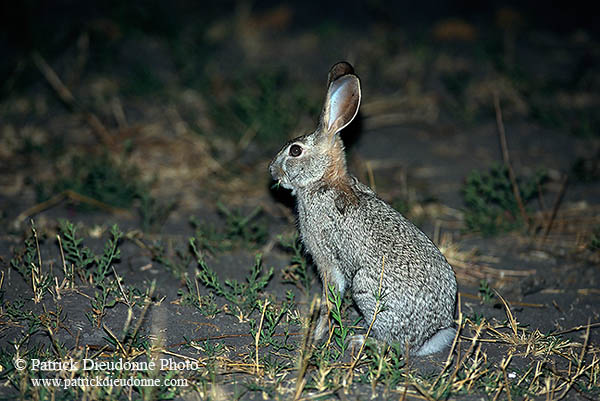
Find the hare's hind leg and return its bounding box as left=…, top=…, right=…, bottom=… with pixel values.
left=351, top=269, right=395, bottom=343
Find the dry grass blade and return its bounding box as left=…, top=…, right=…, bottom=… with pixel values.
left=551, top=322, right=600, bottom=336
left=556, top=318, right=592, bottom=400
left=102, top=323, right=128, bottom=356
left=294, top=296, right=321, bottom=400
left=125, top=280, right=155, bottom=354
left=495, top=290, right=518, bottom=337
left=543, top=174, right=569, bottom=240
left=500, top=355, right=514, bottom=401
left=493, top=91, right=529, bottom=227
left=255, top=299, right=269, bottom=376
left=431, top=293, right=463, bottom=390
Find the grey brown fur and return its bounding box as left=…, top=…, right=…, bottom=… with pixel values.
left=269, top=62, right=457, bottom=355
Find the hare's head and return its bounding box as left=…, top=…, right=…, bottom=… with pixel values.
left=269, top=62, right=361, bottom=194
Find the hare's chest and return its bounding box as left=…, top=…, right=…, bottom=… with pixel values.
left=297, top=195, right=352, bottom=271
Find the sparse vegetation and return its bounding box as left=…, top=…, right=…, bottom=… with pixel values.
left=462, top=164, right=547, bottom=235
left=478, top=279, right=495, bottom=304
left=37, top=152, right=145, bottom=209
left=58, top=220, right=123, bottom=285
left=190, top=238, right=273, bottom=319
left=1, top=3, right=599, bottom=400
left=207, top=70, right=318, bottom=147
left=279, top=232, right=312, bottom=294
left=189, top=203, right=268, bottom=254
left=589, top=226, right=600, bottom=251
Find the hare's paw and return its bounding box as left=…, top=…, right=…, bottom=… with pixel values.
left=313, top=313, right=329, bottom=342
left=347, top=334, right=364, bottom=353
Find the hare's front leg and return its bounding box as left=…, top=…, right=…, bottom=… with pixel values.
left=314, top=267, right=346, bottom=341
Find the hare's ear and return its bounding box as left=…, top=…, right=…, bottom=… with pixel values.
left=320, top=73, right=361, bottom=141
left=327, top=61, right=354, bottom=88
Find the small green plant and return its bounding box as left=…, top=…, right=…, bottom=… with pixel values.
left=190, top=203, right=267, bottom=253
left=87, top=282, right=117, bottom=327
left=326, top=284, right=354, bottom=359
left=478, top=279, right=495, bottom=304
left=357, top=342, right=406, bottom=392
left=9, top=221, right=53, bottom=302
left=217, top=203, right=267, bottom=248
left=250, top=296, right=295, bottom=351
left=462, top=164, right=546, bottom=235
left=150, top=241, right=192, bottom=280
left=10, top=222, right=42, bottom=280
left=93, top=224, right=123, bottom=285
left=279, top=232, right=311, bottom=293
left=190, top=238, right=273, bottom=319
left=178, top=275, right=220, bottom=318
left=59, top=221, right=122, bottom=285
left=38, top=152, right=147, bottom=209
left=3, top=298, right=44, bottom=333
left=189, top=217, right=227, bottom=254
left=137, top=191, right=177, bottom=233
left=208, top=70, right=317, bottom=147
left=589, top=226, right=600, bottom=251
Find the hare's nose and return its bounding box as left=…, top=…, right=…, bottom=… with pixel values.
left=269, top=163, right=279, bottom=180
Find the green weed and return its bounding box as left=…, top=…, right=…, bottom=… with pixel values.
left=86, top=282, right=117, bottom=327
left=357, top=342, right=407, bottom=392
left=589, top=226, right=600, bottom=251
left=58, top=221, right=123, bottom=285
left=462, top=164, right=546, bottom=235
left=36, top=152, right=173, bottom=231
left=178, top=275, right=220, bottom=318
left=9, top=221, right=52, bottom=302
left=150, top=240, right=192, bottom=280
left=207, top=70, right=317, bottom=148
left=10, top=221, right=43, bottom=281
left=326, top=284, right=354, bottom=359
left=190, top=203, right=267, bottom=253
left=37, top=152, right=145, bottom=209
left=250, top=296, right=295, bottom=351
left=279, top=232, right=311, bottom=294
left=137, top=191, right=177, bottom=233
left=58, top=219, right=95, bottom=282
left=478, top=279, right=495, bottom=304
left=217, top=203, right=267, bottom=248
left=94, top=224, right=123, bottom=285
left=190, top=238, right=273, bottom=319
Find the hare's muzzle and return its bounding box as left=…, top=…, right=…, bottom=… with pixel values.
left=269, top=161, right=280, bottom=180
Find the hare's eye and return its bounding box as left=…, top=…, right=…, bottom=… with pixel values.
left=289, top=144, right=303, bottom=157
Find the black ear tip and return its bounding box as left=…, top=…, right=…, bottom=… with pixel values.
left=328, top=61, right=355, bottom=84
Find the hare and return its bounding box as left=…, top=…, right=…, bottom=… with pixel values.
left=269, top=62, right=457, bottom=355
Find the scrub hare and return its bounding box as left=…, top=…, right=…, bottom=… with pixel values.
left=269, top=62, right=457, bottom=355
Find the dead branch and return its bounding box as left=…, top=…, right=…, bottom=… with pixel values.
left=14, top=189, right=132, bottom=228
left=32, top=52, right=116, bottom=149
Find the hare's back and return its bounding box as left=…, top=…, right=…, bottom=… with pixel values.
left=351, top=181, right=454, bottom=280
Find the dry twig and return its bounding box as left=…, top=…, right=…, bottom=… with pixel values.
left=32, top=52, right=116, bottom=149
left=543, top=174, right=569, bottom=240
left=493, top=92, right=529, bottom=227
